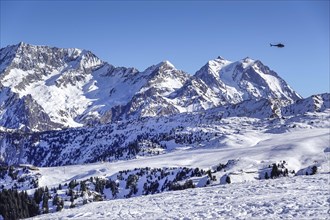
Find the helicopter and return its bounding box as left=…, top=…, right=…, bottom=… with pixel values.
left=270, top=43, right=285, bottom=48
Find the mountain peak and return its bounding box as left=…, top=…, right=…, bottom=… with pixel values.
left=206, top=56, right=231, bottom=68
left=155, top=60, right=176, bottom=69
left=239, top=57, right=256, bottom=68
left=16, top=42, right=43, bottom=50
left=216, top=56, right=226, bottom=60
left=18, top=41, right=26, bottom=47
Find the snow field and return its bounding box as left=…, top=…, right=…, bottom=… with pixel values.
left=37, top=128, right=329, bottom=188
left=30, top=174, right=330, bottom=220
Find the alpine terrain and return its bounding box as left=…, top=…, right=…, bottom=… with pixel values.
left=0, top=43, right=329, bottom=220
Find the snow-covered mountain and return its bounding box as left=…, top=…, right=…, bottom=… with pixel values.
left=194, top=56, right=301, bottom=105
left=0, top=42, right=329, bottom=166
left=1, top=43, right=302, bottom=132
left=0, top=93, right=328, bottom=167
left=0, top=43, right=133, bottom=129
left=282, top=93, right=330, bottom=116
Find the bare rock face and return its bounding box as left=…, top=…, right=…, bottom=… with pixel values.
left=0, top=86, right=60, bottom=131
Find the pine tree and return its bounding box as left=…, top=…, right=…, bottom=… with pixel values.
left=206, top=170, right=212, bottom=179
left=265, top=172, right=269, bottom=179
left=68, top=189, right=73, bottom=197
left=70, top=194, right=75, bottom=208
left=28, top=196, right=39, bottom=217
left=284, top=168, right=289, bottom=176
left=33, top=187, right=44, bottom=204
left=56, top=198, right=64, bottom=212
left=226, top=175, right=231, bottom=184
left=80, top=181, right=87, bottom=192
left=270, top=164, right=279, bottom=179
left=70, top=194, right=74, bottom=203
left=69, top=180, right=77, bottom=189
left=42, top=193, right=49, bottom=214
left=52, top=195, right=59, bottom=206
left=311, top=166, right=317, bottom=175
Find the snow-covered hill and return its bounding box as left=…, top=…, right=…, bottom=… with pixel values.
left=1, top=43, right=302, bottom=131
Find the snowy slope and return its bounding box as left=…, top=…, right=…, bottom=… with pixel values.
left=0, top=94, right=328, bottom=167
left=1, top=118, right=328, bottom=219
left=32, top=125, right=329, bottom=189
left=9, top=123, right=327, bottom=219
left=30, top=174, right=330, bottom=220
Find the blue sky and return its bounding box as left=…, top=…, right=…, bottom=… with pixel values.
left=1, top=0, right=329, bottom=97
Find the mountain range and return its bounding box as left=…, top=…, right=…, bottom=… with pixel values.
left=1, top=42, right=303, bottom=132
left=0, top=42, right=328, bottom=167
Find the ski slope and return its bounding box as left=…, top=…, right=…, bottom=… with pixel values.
left=30, top=174, right=330, bottom=220
left=28, top=125, right=329, bottom=220
left=37, top=127, right=330, bottom=188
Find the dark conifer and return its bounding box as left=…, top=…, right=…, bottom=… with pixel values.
left=265, top=172, right=269, bottom=179
left=311, top=166, right=317, bottom=175
left=270, top=164, right=279, bottom=179
left=42, top=193, right=49, bottom=214
left=226, top=175, right=231, bottom=184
